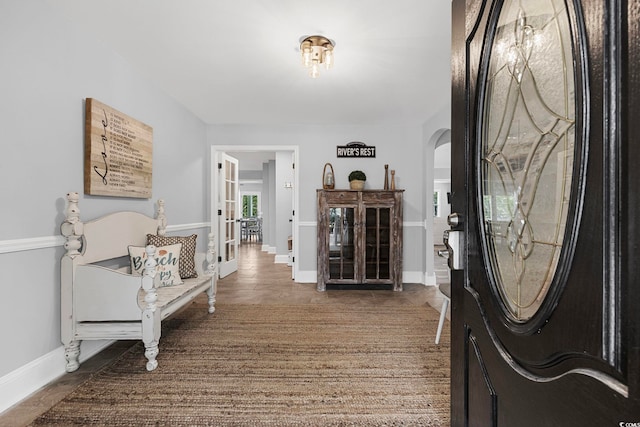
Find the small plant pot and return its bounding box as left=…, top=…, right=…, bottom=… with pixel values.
left=349, top=180, right=365, bottom=190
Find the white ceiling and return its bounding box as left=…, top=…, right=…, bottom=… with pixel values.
left=46, top=0, right=452, bottom=126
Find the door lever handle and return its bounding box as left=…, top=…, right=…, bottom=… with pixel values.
left=444, top=212, right=464, bottom=269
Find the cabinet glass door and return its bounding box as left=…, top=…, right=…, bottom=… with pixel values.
left=365, top=207, right=391, bottom=281
left=328, top=207, right=355, bottom=280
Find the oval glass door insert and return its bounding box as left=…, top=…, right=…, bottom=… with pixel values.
left=480, top=0, right=576, bottom=321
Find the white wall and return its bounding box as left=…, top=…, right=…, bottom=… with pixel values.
left=0, top=0, right=209, bottom=407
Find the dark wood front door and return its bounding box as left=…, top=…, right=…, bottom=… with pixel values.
left=450, top=0, right=640, bottom=425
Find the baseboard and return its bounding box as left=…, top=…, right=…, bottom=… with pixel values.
left=267, top=246, right=276, bottom=254
left=261, top=244, right=269, bottom=252
left=295, top=270, right=317, bottom=283
left=294, top=271, right=429, bottom=286
left=0, top=340, right=113, bottom=414
left=273, top=254, right=288, bottom=264
left=403, top=271, right=427, bottom=285
left=424, top=273, right=437, bottom=286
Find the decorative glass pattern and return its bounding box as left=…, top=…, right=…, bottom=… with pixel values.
left=480, top=0, right=576, bottom=321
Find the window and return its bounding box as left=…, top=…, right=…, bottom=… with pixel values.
left=241, top=193, right=260, bottom=218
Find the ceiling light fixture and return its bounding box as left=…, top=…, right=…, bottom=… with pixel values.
left=300, top=35, right=334, bottom=78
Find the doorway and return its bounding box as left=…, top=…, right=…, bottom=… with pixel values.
left=424, top=128, right=451, bottom=286
left=210, top=145, right=299, bottom=280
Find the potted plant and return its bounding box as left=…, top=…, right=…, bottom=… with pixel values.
left=348, top=170, right=366, bottom=190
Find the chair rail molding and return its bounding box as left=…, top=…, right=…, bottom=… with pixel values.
left=0, top=223, right=211, bottom=254
left=0, top=236, right=65, bottom=254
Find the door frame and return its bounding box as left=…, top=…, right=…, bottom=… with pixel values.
left=210, top=145, right=300, bottom=280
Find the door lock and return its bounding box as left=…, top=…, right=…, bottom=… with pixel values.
left=447, top=212, right=462, bottom=227
left=444, top=212, right=464, bottom=270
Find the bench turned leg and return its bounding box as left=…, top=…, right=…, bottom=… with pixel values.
left=205, top=233, right=217, bottom=314
left=64, top=340, right=81, bottom=372
left=141, top=246, right=161, bottom=371
left=142, top=308, right=161, bottom=371
left=206, top=279, right=216, bottom=314
left=144, top=342, right=159, bottom=371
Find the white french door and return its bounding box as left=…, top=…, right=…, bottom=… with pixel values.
left=218, top=153, right=239, bottom=278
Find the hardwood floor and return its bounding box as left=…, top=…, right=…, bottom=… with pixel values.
left=0, top=242, right=450, bottom=426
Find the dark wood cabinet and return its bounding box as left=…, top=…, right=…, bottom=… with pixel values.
left=317, top=189, right=403, bottom=291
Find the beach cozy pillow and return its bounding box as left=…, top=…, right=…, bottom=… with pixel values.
left=147, top=234, right=198, bottom=278
left=128, top=243, right=183, bottom=287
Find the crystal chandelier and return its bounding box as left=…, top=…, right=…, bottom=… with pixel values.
left=300, top=35, right=334, bottom=78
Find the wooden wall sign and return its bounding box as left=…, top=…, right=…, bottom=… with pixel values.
left=336, top=141, right=376, bottom=158
left=84, top=98, right=153, bottom=198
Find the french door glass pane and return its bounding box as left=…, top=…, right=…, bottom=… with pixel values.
left=365, top=207, right=391, bottom=280
left=328, top=207, right=355, bottom=280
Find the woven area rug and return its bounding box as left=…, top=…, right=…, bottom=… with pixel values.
left=32, top=303, right=450, bottom=426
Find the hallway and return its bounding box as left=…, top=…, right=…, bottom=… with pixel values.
left=219, top=241, right=447, bottom=309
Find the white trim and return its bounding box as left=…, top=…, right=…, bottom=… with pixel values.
left=424, top=273, right=437, bottom=286
left=0, top=223, right=210, bottom=255
left=0, top=340, right=113, bottom=414
left=403, top=221, right=424, bottom=228
left=0, top=236, right=65, bottom=254
left=298, top=221, right=423, bottom=229
left=403, top=271, right=427, bottom=284
left=274, top=254, right=289, bottom=264
left=261, top=244, right=270, bottom=252
left=211, top=145, right=300, bottom=283
left=267, top=246, right=276, bottom=254
left=295, top=270, right=317, bottom=283
left=291, top=270, right=427, bottom=286
left=166, top=222, right=210, bottom=232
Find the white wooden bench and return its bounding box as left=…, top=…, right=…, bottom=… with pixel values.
left=60, top=192, right=217, bottom=372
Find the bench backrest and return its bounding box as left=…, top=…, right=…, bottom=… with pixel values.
left=80, top=211, right=158, bottom=264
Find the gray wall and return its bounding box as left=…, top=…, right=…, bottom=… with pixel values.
left=207, top=124, right=429, bottom=276
left=0, top=1, right=208, bottom=378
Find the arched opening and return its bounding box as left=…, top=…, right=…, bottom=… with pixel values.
left=424, top=128, right=451, bottom=285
